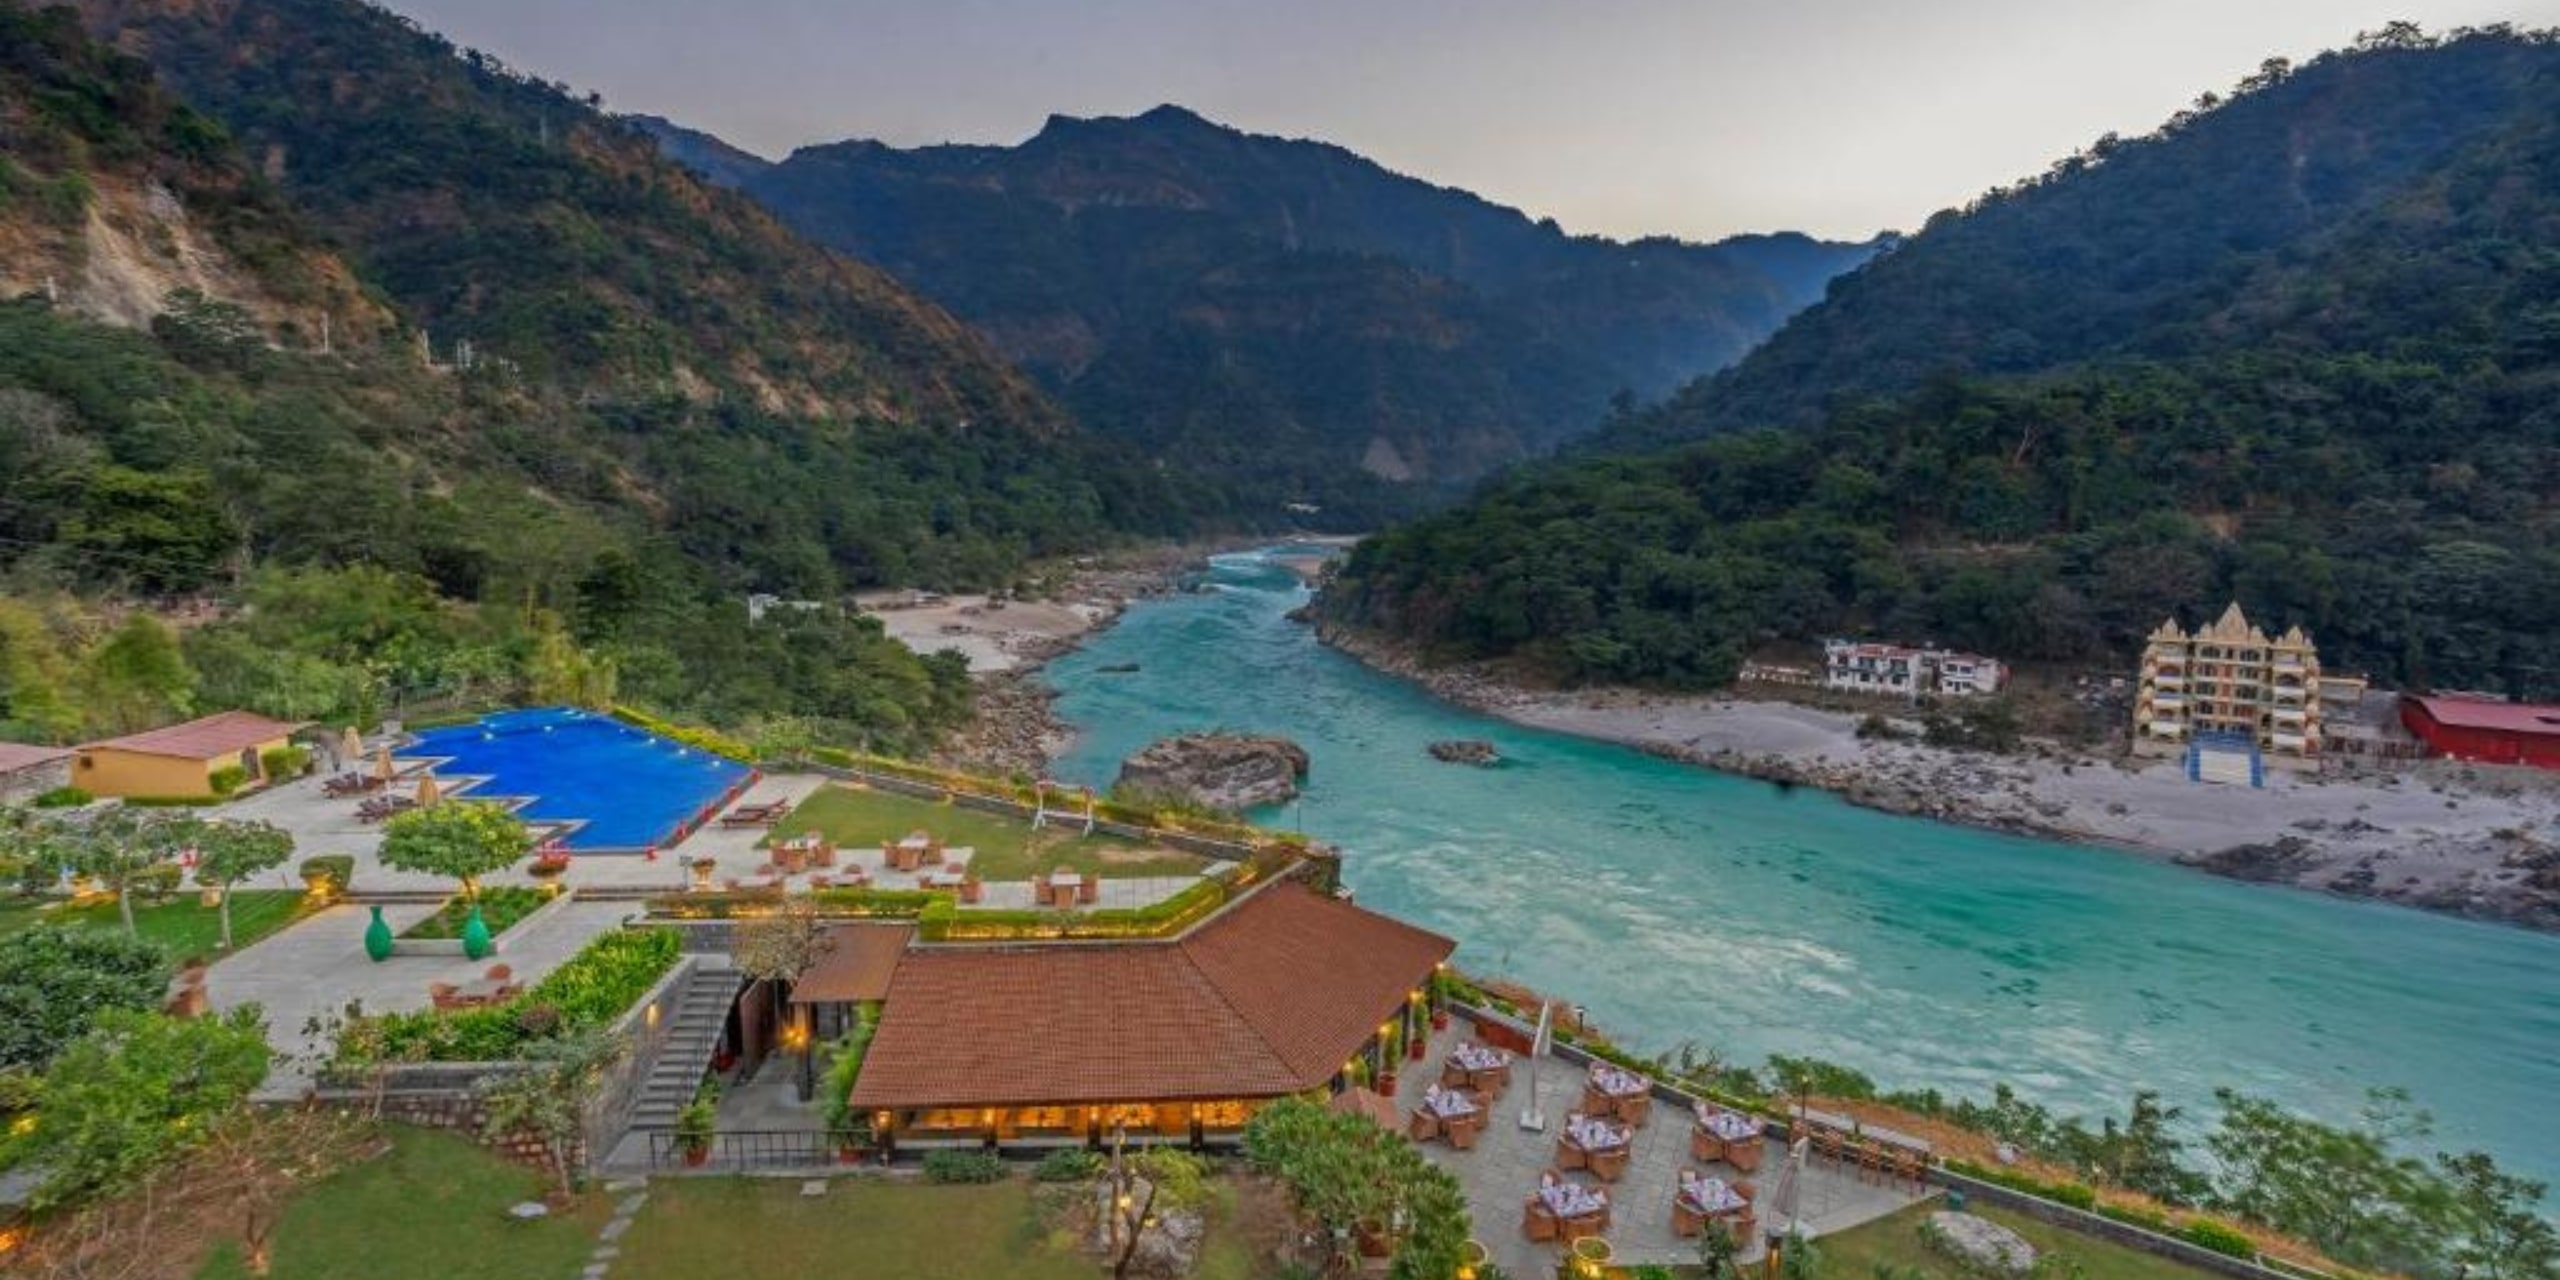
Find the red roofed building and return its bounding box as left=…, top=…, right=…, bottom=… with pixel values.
left=0, top=741, right=76, bottom=803
left=2400, top=696, right=2560, bottom=771
left=74, top=710, right=309, bottom=798
left=846, top=881, right=1453, bottom=1150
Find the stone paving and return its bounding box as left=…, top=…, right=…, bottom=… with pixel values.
left=206, top=896, right=644, bottom=1092
left=1393, top=1020, right=1921, bottom=1276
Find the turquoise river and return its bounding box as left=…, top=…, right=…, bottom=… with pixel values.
left=1046, top=548, right=2560, bottom=1185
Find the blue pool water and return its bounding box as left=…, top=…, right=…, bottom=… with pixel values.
left=406, top=707, right=751, bottom=850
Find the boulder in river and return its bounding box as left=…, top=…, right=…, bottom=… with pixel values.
left=1428, top=739, right=1501, bottom=767
left=1117, top=733, right=1310, bottom=811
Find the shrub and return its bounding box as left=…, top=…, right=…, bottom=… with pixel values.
left=129, top=862, right=184, bottom=902
left=922, top=1149, right=1006, bottom=1184
left=2179, top=1218, right=2257, bottom=1259
left=260, top=745, right=314, bottom=780
left=208, top=764, right=249, bottom=796
left=30, top=785, right=91, bottom=808
left=2094, top=1202, right=2172, bottom=1233
left=338, top=927, right=679, bottom=1063
left=1034, top=1148, right=1104, bottom=1182
left=299, top=855, right=354, bottom=895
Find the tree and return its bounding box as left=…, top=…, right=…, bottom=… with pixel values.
left=54, top=807, right=195, bottom=936
left=735, top=897, right=832, bottom=1092
left=2437, top=1150, right=2560, bottom=1279
left=377, top=800, right=531, bottom=898
left=2, top=1006, right=273, bottom=1211
left=192, top=819, right=297, bottom=950
left=80, top=613, right=197, bottom=736
left=0, top=924, right=170, bottom=1071
left=1103, top=1144, right=1209, bottom=1280
left=477, top=1029, right=624, bottom=1202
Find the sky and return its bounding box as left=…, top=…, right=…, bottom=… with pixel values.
left=387, top=0, right=2560, bottom=242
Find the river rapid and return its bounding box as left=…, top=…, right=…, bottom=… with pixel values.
left=1044, top=548, right=2560, bottom=1185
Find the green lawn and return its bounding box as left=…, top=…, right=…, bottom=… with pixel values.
left=771, top=784, right=1207, bottom=880
left=193, top=1127, right=612, bottom=1280
left=1812, top=1201, right=2218, bottom=1280
left=0, top=888, right=317, bottom=959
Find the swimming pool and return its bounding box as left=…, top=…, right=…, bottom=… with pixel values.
left=405, top=707, right=753, bottom=851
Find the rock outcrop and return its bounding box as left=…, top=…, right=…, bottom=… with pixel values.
left=1923, top=1211, right=2037, bottom=1277
left=1428, top=739, right=1501, bottom=766
left=1117, top=733, right=1309, bottom=812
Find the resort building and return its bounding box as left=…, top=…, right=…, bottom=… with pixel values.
left=1821, top=641, right=2008, bottom=698
left=72, top=710, right=308, bottom=799
left=842, top=881, right=1453, bottom=1151
left=2399, top=695, right=2560, bottom=771
left=0, top=741, right=74, bottom=803
left=2133, top=603, right=2322, bottom=768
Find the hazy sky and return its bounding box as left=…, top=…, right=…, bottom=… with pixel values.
left=388, top=0, right=2559, bottom=242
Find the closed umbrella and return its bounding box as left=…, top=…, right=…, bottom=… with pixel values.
left=1770, top=1136, right=1809, bottom=1251
left=339, top=726, right=364, bottom=767
left=1518, top=1001, right=1553, bottom=1132
left=415, top=772, right=440, bottom=806
left=371, top=746, right=397, bottom=783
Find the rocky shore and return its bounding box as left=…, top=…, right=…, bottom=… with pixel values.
left=1315, top=623, right=2560, bottom=934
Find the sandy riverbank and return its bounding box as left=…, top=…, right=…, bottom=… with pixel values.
left=904, top=542, right=1244, bottom=776
left=1317, top=625, right=2560, bottom=934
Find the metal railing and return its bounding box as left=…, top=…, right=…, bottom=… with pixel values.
left=643, top=1128, right=839, bottom=1171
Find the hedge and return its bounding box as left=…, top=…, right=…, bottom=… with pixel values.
left=1946, top=1159, right=2099, bottom=1209
left=610, top=706, right=758, bottom=765
left=915, top=874, right=1231, bottom=942
left=337, top=927, right=681, bottom=1063
left=2179, top=1218, right=2258, bottom=1259
left=647, top=887, right=944, bottom=921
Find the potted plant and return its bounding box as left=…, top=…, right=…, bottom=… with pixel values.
left=959, top=874, right=983, bottom=904
left=1429, top=971, right=1454, bottom=1031
left=675, top=1095, right=718, bottom=1167
left=527, top=850, right=572, bottom=892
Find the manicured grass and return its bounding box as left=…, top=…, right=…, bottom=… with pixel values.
left=400, top=885, right=552, bottom=939
left=192, top=1127, right=611, bottom=1280
left=0, top=888, right=317, bottom=958
left=612, top=1176, right=1102, bottom=1280
left=1813, top=1201, right=2218, bottom=1280
left=771, top=784, right=1207, bottom=880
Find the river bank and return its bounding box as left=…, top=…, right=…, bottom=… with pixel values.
left=1314, top=624, right=2560, bottom=934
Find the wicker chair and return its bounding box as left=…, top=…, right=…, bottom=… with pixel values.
left=1691, top=1125, right=1726, bottom=1164
left=1554, top=1137, right=1588, bottom=1171
left=1521, top=1198, right=1558, bottom=1242
left=1588, top=1146, right=1630, bottom=1183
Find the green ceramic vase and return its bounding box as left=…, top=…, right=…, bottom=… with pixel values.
left=461, top=902, right=493, bottom=960
left=362, top=903, right=393, bottom=962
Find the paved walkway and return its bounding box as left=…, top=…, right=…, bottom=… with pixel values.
left=1395, top=1020, right=1920, bottom=1274
left=209, top=897, right=642, bottom=1092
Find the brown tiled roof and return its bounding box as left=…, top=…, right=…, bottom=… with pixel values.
left=791, top=925, right=915, bottom=1005
left=81, top=711, right=307, bottom=760
left=0, top=742, right=73, bottom=774
left=850, top=883, right=1453, bottom=1110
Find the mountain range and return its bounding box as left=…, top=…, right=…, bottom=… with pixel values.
left=638, top=106, right=1879, bottom=523
left=1322, top=26, right=2560, bottom=699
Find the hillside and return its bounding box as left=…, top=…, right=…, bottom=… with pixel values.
left=646, top=105, right=1877, bottom=524
left=0, top=0, right=1198, bottom=753
left=1320, top=26, right=2560, bottom=700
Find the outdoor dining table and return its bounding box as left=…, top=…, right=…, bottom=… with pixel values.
left=1557, top=1113, right=1632, bottom=1180
left=1691, top=1105, right=1764, bottom=1170
left=1536, top=1181, right=1610, bottom=1243
left=1444, top=1042, right=1512, bottom=1094
left=1585, top=1063, right=1654, bottom=1125
left=1419, top=1085, right=1483, bottom=1149
left=1044, top=871, right=1083, bottom=908
left=922, top=867, right=968, bottom=889
left=1671, top=1172, right=1750, bottom=1239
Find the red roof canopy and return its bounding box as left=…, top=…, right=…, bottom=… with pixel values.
left=2407, top=696, right=2560, bottom=737
left=850, top=882, right=1452, bottom=1110
left=0, top=742, right=74, bottom=774
left=81, top=711, right=308, bottom=759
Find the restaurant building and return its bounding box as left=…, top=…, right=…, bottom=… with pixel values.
left=72, top=710, right=308, bottom=799
left=2399, top=695, right=2560, bottom=771
left=844, top=881, right=1454, bottom=1151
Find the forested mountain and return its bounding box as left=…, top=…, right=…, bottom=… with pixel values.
left=642, top=105, right=1878, bottom=524
left=0, top=0, right=1188, bottom=752
left=1322, top=25, right=2560, bottom=701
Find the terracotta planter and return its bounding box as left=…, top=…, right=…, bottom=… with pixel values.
left=1407, top=1036, right=1427, bottom=1061
left=682, top=1145, right=710, bottom=1168
left=1354, top=1219, right=1392, bottom=1258
left=1431, top=1009, right=1450, bottom=1031
left=1376, top=1072, right=1398, bottom=1097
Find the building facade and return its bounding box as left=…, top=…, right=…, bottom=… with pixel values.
left=2133, top=603, right=2322, bottom=766
left=1822, top=641, right=2008, bottom=698
left=2399, top=696, right=2560, bottom=771
left=73, top=710, right=307, bottom=798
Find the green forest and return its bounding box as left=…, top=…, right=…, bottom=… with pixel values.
left=0, top=1, right=1207, bottom=748
left=1324, top=25, right=2560, bottom=700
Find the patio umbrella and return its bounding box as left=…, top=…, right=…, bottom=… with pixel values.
left=415, top=772, right=441, bottom=806
left=372, top=746, right=397, bottom=782
left=1518, top=1001, right=1553, bottom=1132
left=339, top=726, right=364, bottom=766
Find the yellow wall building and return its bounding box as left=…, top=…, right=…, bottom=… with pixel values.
left=73, top=711, right=308, bottom=799
left=2134, top=602, right=2322, bottom=767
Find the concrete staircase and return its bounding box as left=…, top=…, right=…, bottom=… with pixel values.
left=628, top=962, right=740, bottom=1132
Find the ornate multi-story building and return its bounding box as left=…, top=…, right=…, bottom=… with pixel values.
left=2133, top=602, right=2322, bottom=767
